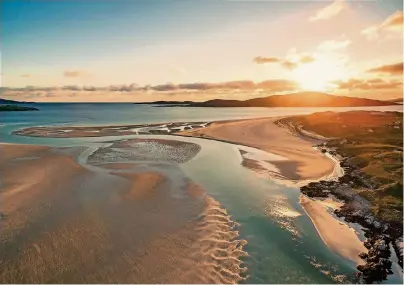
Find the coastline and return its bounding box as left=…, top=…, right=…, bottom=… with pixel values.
left=13, top=117, right=336, bottom=182
left=5, top=113, right=400, bottom=282
left=177, top=117, right=335, bottom=181
left=276, top=114, right=403, bottom=283
left=300, top=194, right=367, bottom=266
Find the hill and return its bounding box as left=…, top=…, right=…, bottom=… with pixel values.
left=188, top=92, right=397, bottom=107
left=0, top=98, right=34, bottom=104
left=0, top=105, right=39, bottom=111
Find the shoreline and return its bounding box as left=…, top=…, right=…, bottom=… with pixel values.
left=278, top=115, right=403, bottom=284
left=5, top=114, right=398, bottom=282
left=300, top=194, right=367, bottom=266
left=12, top=116, right=336, bottom=182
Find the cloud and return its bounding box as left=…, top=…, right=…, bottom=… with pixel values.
left=309, top=0, right=347, bottom=22
left=281, top=60, right=299, bottom=70
left=380, top=10, right=403, bottom=30
left=150, top=83, right=178, bottom=91
left=177, top=83, right=214, bottom=90
left=108, top=84, right=139, bottom=92
left=335, top=77, right=402, bottom=90
left=63, top=70, right=92, bottom=78
left=176, top=80, right=296, bottom=91
left=62, top=85, right=82, bottom=91
left=254, top=54, right=315, bottom=70
left=299, top=55, right=315, bottom=64
left=362, top=11, right=403, bottom=40
left=64, top=70, right=82, bottom=77
left=20, top=74, right=30, bottom=78
left=253, top=56, right=280, bottom=64
left=151, top=81, right=257, bottom=91
left=216, top=80, right=256, bottom=89
left=366, top=62, right=403, bottom=75
left=1, top=79, right=299, bottom=94
left=317, top=39, right=351, bottom=51
left=256, top=80, right=298, bottom=92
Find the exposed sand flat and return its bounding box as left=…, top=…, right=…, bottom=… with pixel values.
left=178, top=117, right=335, bottom=180
left=0, top=142, right=48, bottom=163
left=13, top=121, right=210, bottom=138
left=88, top=138, right=201, bottom=165
left=300, top=195, right=367, bottom=265
left=112, top=171, right=166, bottom=200
left=0, top=142, right=246, bottom=283
left=0, top=143, right=88, bottom=219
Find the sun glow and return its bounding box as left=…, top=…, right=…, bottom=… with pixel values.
left=292, top=57, right=348, bottom=91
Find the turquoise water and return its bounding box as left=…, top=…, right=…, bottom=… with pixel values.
left=1, top=103, right=402, bottom=144
left=1, top=104, right=403, bottom=283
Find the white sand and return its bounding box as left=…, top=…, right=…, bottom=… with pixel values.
left=179, top=117, right=335, bottom=181
left=300, top=195, right=367, bottom=265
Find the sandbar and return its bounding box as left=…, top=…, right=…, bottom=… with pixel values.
left=178, top=117, right=335, bottom=181
left=300, top=195, right=367, bottom=265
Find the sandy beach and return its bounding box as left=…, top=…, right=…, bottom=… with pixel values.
left=179, top=117, right=335, bottom=181
left=2, top=118, right=370, bottom=282
left=300, top=195, right=367, bottom=265
left=178, top=118, right=368, bottom=266
left=13, top=117, right=335, bottom=182
left=0, top=141, right=247, bottom=283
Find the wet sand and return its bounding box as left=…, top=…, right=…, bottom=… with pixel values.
left=13, top=121, right=210, bottom=137
left=179, top=117, right=335, bottom=181
left=12, top=117, right=333, bottom=181
left=0, top=142, right=246, bottom=283
left=300, top=195, right=367, bottom=265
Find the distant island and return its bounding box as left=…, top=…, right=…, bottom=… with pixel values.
left=0, top=98, right=38, bottom=111
left=0, top=105, right=39, bottom=112
left=0, top=98, right=34, bottom=105
left=135, top=92, right=399, bottom=108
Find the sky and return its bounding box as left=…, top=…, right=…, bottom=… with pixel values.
left=1, top=0, right=403, bottom=102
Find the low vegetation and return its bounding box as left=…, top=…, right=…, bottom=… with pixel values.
left=280, top=111, right=403, bottom=282
left=290, top=111, right=403, bottom=223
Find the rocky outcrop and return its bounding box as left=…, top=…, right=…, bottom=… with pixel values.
left=301, top=146, right=403, bottom=284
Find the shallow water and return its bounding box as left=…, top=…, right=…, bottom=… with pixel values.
left=1, top=104, right=403, bottom=283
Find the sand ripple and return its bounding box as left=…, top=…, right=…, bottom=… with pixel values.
left=178, top=195, right=248, bottom=284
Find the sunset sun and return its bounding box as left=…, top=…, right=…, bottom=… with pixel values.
left=292, top=57, right=347, bottom=91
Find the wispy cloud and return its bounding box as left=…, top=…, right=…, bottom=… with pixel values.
left=253, top=54, right=315, bottom=70
left=281, top=60, right=298, bottom=70
left=309, top=0, right=347, bottom=22
left=0, top=80, right=298, bottom=93
left=362, top=11, right=403, bottom=40
left=299, top=55, right=315, bottom=64
left=20, top=74, right=31, bottom=78
left=366, top=62, right=403, bottom=75
left=253, top=56, right=280, bottom=64
left=334, top=77, right=402, bottom=90
left=64, top=70, right=82, bottom=77
left=63, top=70, right=92, bottom=78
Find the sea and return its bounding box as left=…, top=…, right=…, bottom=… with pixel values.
left=0, top=103, right=402, bottom=283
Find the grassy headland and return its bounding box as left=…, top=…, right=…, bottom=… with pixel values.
left=277, top=111, right=403, bottom=283
left=283, top=111, right=402, bottom=222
